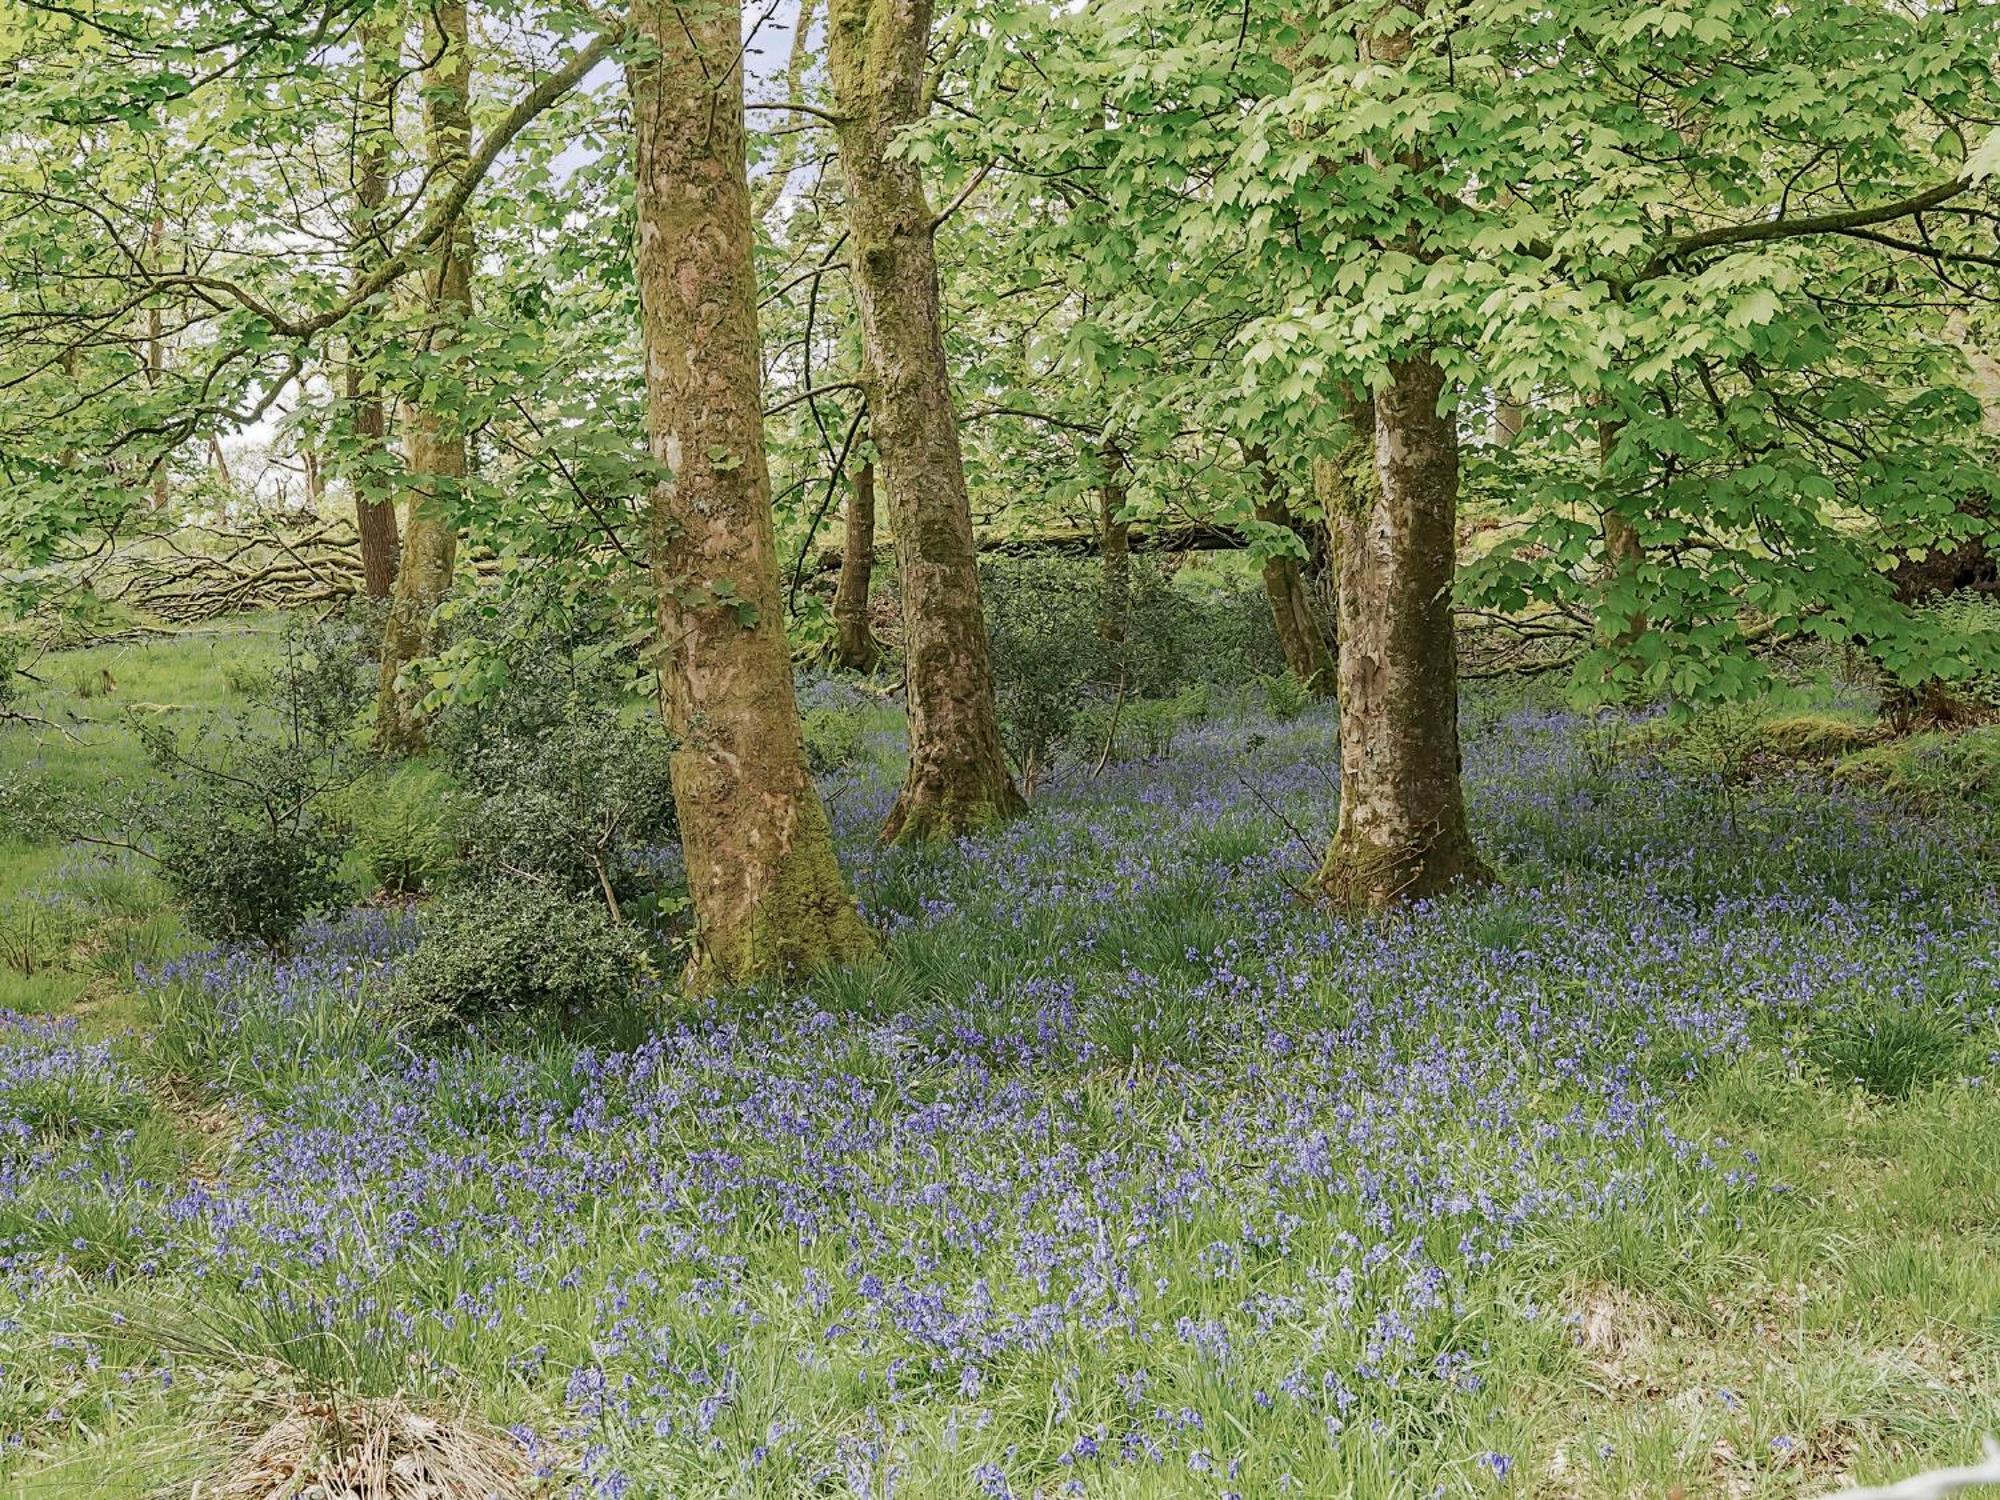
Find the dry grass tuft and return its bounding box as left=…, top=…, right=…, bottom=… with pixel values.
left=203, top=1395, right=535, bottom=1500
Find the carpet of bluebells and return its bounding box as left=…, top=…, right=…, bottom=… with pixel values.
left=4, top=694, right=2000, bottom=1496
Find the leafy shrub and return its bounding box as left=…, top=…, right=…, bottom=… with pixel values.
left=801, top=706, right=867, bottom=775
left=1660, top=700, right=1768, bottom=830
left=431, top=606, right=676, bottom=917
left=983, top=559, right=1271, bottom=783
left=1804, top=1004, right=1964, bottom=1100
left=387, top=879, right=654, bottom=1032
left=153, top=805, right=345, bottom=949
left=449, top=704, right=676, bottom=917
left=340, top=764, right=460, bottom=896
left=983, top=557, right=1109, bottom=778
left=1258, top=670, right=1311, bottom=723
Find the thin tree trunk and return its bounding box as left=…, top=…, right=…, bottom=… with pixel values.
left=830, top=455, right=883, bottom=670
left=828, top=0, right=1024, bottom=844
left=1248, top=445, right=1335, bottom=696
left=1097, top=437, right=1131, bottom=646
left=1318, top=376, right=1489, bottom=909
left=145, top=217, right=169, bottom=511
left=375, top=0, right=469, bottom=752
left=348, top=12, right=400, bottom=599
left=1595, top=410, right=1648, bottom=693
left=628, top=0, right=874, bottom=985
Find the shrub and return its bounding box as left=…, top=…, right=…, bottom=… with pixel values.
left=1258, top=670, right=1311, bottom=723
left=341, top=764, right=460, bottom=896
left=153, top=803, right=346, bottom=948
left=126, top=618, right=369, bottom=947
left=1660, top=700, right=1768, bottom=831
left=983, top=557, right=1110, bottom=779
left=387, top=879, right=654, bottom=1032
left=429, top=600, right=676, bottom=916
left=801, top=705, right=867, bottom=775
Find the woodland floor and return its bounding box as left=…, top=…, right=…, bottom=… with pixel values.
left=2, top=625, right=1998, bottom=1498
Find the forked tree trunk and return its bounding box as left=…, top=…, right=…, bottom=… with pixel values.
left=828, top=0, right=1024, bottom=843
left=375, top=0, right=469, bottom=752
left=1098, top=437, right=1131, bottom=646
left=830, top=456, right=884, bottom=671
left=1248, top=447, right=1335, bottom=696
left=348, top=12, right=400, bottom=600
left=628, top=0, right=874, bottom=985
left=1318, top=375, right=1490, bottom=909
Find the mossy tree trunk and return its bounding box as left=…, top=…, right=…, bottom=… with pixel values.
left=1247, top=445, right=1335, bottom=696
left=1318, top=3, right=1486, bottom=912
left=828, top=0, right=1024, bottom=844
left=1098, top=437, right=1131, bottom=646
left=347, top=10, right=400, bottom=600
left=375, top=0, right=469, bottom=752
left=1318, top=375, right=1490, bottom=910
left=628, top=0, right=875, bottom=986
left=831, top=454, right=884, bottom=670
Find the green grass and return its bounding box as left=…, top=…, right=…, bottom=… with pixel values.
left=3, top=639, right=2000, bottom=1496
left=0, top=619, right=285, bottom=1028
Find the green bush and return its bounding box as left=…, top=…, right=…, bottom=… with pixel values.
left=130, top=619, right=369, bottom=947
left=1258, top=670, right=1311, bottom=723
left=801, top=706, right=867, bottom=775
left=430, top=608, right=676, bottom=915
left=340, top=764, right=460, bottom=896
left=387, top=879, right=655, bottom=1032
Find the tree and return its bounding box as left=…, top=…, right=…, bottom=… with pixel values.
left=1246, top=443, right=1336, bottom=697
left=827, top=0, right=1025, bottom=843
left=376, top=0, right=473, bottom=752
left=829, top=451, right=885, bottom=670
left=627, top=0, right=875, bottom=984
left=346, top=9, right=402, bottom=600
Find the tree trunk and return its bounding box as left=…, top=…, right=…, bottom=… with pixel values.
left=375, top=0, right=469, bottom=752
left=830, top=455, right=884, bottom=670
left=348, top=12, right=400, bottom=600
left=145, top=217, right=169, bottom=511
left=628, top=0, right=874, bottom=986
left=1595, top=412, right=1649, bottom=694
left=1248, top=447, right=1335, bottom=696
left=1098, top=437, right=1131, bottom=646
left=828, top=0, right=1024, bottom=844
left=1318, top=374, right=1489, bottom=909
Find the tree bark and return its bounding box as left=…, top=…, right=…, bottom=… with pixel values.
left=145, top=217, right=169, bottom=511
left=828, top=0, right=1025, bottom=843
left=348, top=11, right=400, bottom=599
left=830, top=455, right=884, bottom=670
left=628, top=0, right=874, bottom=985
left=1097, top=437, right=1130, bottom=646
left=1318, top=376, right=1490, bottom=909
left=375, top=0, right=469, bottom=752
left=1248, top=447, right=1335, bottom=696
